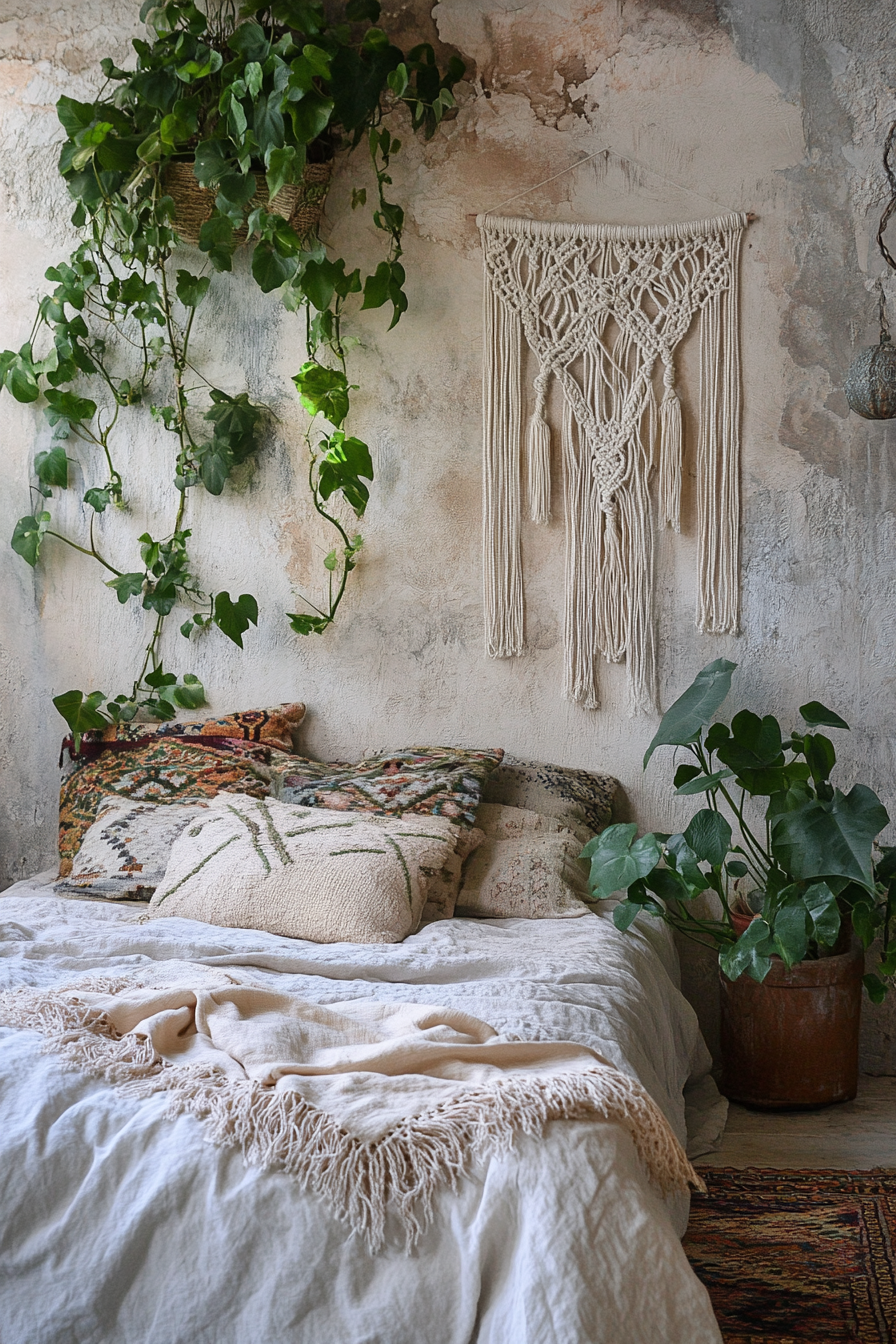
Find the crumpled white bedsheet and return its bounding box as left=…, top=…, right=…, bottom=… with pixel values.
left=0, top=880, right=724, bottom=1344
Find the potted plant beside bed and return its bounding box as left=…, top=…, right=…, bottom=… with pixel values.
left=583, top=659, right=896, bottom=1108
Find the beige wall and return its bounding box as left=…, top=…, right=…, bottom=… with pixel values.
left=2, top=0, right=895, bottom=1065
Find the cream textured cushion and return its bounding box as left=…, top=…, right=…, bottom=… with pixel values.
left=457, top=805, right=591, bottom=920
left=55, top=796, right=213, bottom=901
left=147, top=794, right=461, bottom=943
left=418, top=826, right=484, bottom=924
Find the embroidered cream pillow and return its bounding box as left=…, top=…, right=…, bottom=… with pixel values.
left=474, top=802, right=592, bottom=846
left=456, top=813, right=591, bottom=920
left=148, top=794, right=461, bottom=943
left=55, top=796, right=213, bottom=901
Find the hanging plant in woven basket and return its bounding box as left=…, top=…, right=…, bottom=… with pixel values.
left=845, top=121, right=896, bottom=420
left=1, top=0, right=464, bottom=744
left=162, top=158, right=333, bottom=244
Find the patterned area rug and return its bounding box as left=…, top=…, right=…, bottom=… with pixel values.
left=684, top=1169, right=896, bottom=1343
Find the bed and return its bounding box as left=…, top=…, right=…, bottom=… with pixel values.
left=0, top=872, right=725, bottom=1344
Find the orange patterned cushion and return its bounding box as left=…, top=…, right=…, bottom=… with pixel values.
left=57, top=705, right=305, bottom=877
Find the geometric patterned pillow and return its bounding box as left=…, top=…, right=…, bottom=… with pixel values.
left=57, top=704, right=306, bottom=878
left=54, top=796, right=213, bottom=901
left=277, top=746, right=505, bottom=829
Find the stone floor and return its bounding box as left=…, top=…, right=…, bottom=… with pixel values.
left=696, top=1074, right=896, bottom=1169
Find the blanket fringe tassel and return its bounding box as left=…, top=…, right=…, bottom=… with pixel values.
left=0, top=981, right=705, bottom=1254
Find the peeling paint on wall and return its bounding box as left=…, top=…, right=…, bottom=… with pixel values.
left=2, top=0, right=896, bottom=1066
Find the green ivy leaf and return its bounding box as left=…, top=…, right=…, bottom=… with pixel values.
left=198, top=442, right=233, bottom=495
left=193, top=139, right=231, bottom=188
left=11, top=512, right=51, bottom=566
left=213, top=591, right=259, bottom=648
left=265, top=144, right=301, bottom=200
left=105, top=572, right=145, bottom=604
left=52, top=687, right=110, bottom=751
left=287, top=611, right=331, bottom=635
left=288, top=88, right=335, bottom=144
left=34, top=446, right=70, bottom=488
left=317, top=432, right=373, bottom=514
left=863, top=973, right=888, bottom=1004
left=197, top=212, right=236, bottom=271
left=228, top=20, right=271, bottom=63
left=84, top=487, right=110, bottom=512
left=56, top=95, right=97, bottom=138
left=5, top=356, right=40, bottom=403
left=175, top=270, right=211, bottom=308
left=292, top=361, right=350, bottom=426
left=43, top=389, right=97, bottom=428
left=251, top=241, right=297, bottom=292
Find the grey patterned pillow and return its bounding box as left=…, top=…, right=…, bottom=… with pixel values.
left=481, top=757, right=616, bottom=837
left=54, top=796, right=213, bottom=901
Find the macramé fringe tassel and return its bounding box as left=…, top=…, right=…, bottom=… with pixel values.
left=658, top=383, right=683, bottom=532
left=527, top=405, right=551, bottom=524
left=0, top=981, right=704, bottom=1255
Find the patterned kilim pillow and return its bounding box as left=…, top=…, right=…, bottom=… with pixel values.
left=481, top=757, right=616, bottom=838
left=57, top=704, right=305, bottom=878
left=55, top=796, right=213, bottom=901
left=278, top=747, right=505, bottom=829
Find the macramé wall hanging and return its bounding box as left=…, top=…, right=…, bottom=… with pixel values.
left=479, top=210, right=747, bottom=714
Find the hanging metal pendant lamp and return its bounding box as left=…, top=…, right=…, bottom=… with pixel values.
left=845, top=122, right=896, bottom=419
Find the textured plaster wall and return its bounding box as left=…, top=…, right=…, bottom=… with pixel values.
left=1, top=0, right=896, bottom=1066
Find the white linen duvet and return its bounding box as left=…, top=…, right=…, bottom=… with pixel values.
left=0, top=879, right=724, bottom=1344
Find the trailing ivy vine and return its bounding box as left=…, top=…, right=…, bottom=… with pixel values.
left=3, top=0, right=463, bottom=743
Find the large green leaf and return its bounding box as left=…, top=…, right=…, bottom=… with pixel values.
left=719, top=917, right=774, bottom=983
left=581, top=823, right=662, bottom=900
left=643, top=659, right=737, bottom=767
left=800, top=700, right=849, bottom=730
left=771, top=784, right=889, bottom=891
left=683, top=809, right=732, bottom=867
left=715, top=710, right=784, bottom=773
left=802, top=880, right=841, bottom=946
left=771, top=901, right=809, bottom=968
left=675, top=767, right=735, bottom=796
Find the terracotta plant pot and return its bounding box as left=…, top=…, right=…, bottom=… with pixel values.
left=719, top=935, right=864, bottom=1110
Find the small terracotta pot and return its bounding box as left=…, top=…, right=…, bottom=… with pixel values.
left=719, top=934, right=864, bottom=1110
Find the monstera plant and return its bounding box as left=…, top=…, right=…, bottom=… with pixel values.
left=583, top=659, right=896, bottom=1002
left=3, top=0, right=463, bottom=742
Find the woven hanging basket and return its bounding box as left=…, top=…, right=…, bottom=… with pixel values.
left=162, top=160, right=332, bottom=246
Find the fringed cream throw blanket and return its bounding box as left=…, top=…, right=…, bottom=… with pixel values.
left=0, top=968, right=702, bottom=1251
left=479, top=212, right=746, bottom=712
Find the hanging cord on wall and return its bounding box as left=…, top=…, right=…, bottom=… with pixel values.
left=874, top=120, right=896, bottom=339
left=469, top=146, right=757, bottom=223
